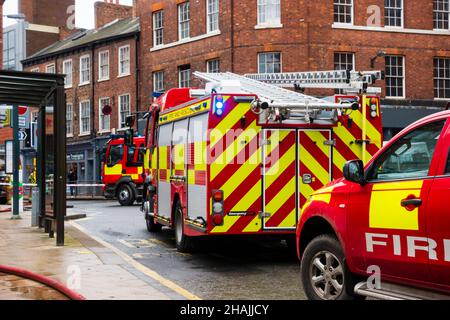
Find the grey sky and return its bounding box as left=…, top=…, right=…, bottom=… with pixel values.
left=3, top=0, right=133, bottom=29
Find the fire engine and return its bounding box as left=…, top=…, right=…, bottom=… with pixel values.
left=297, top=110, right=450, bottom=300
left=139, top=70, right=384, bottom=252
left=102, top=135, right=146, bottom=206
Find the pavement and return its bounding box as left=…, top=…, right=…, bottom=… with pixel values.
left=0, top=210, right=171, bottom=300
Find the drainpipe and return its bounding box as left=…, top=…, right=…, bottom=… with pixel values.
left=230, top=0, right=235, bottom=72
left=91, top=44, right=96, bottom=140
left=135, top=33, right=140, bottom=130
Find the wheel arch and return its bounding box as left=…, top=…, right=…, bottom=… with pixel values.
left=298, top=216, right=340, bottom=259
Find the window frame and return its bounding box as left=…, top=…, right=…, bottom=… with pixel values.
left=118, top=45, right=131, bottom=77
left=258, top=52, right=282, bottom=74
left=178, top=65, right=191, bottom=88
left=118, top=93, right=131, bottom=130
left=79, top=100, right=91, bottom=135
left=257, top=0, right=281, bottom=27
left=153, top=10, right=164, bottom=47
left=384, top=0, right=404, bottom=28
left=434, top=57, right=450, bottom=100
left=98, top=50, right=110, bottom=81
left=153, top=70, right=165, bottom=93
left=62, top=59, right=73, bottom=88
left=66, top=103, right=73, bottom=137
left=3, top=30, right=16, bottom=70
left=99, top=97, right=111, bottom=133
left=433, top=0, right=450, bottom=30
left=178, top=2, right=190, bottom=40
left=206, top=59, right=220, bottom=73
left=385, top=55, right=406, bottom=99
left=45, top=63, right=56, bottom=74
left=79, top=54, right=91, bottom=86
left=207, top=0, right=220, bottom=33
left=333, top=0, right=354, bottom=25
left=367, top=119, right=447, bottom=183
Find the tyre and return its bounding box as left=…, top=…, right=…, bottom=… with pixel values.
left=144, top=197, right=162, bottom=233
left=174, top=201, right=195, bottom=253
left=117, top=184, right=135, bottom=206
left=300, top=234, right=359, bottom=300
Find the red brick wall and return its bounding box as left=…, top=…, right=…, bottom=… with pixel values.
left=23, top=37, right=138, bottom=145
left=95, top=2, right=133, bottom=29
left=19, top=0, right=75, bottom=27
left=136, top=0, right=450, bottom=104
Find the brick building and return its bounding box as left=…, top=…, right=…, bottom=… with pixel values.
left=135, top=0, right=450, bottom=139
left=22, top=3, right=139, bottom=185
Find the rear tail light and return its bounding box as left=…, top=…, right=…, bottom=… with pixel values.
left=212, top=190, right=224, bottom=226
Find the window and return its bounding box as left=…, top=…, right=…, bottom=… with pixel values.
left=369, top=120, right=445, bottom=181
left=99, top=97, right=111, bottom=132
left=153, top=11, right=164, bottom=46
left=3, top=30, right=16, bottom=70
left=434, top=0, right=449, bottom=30
left=66, top=103, right=73, bottom=136
left=30, top=67, right=39, bottom=73
left=257, top=0, right=281, bottom=26
left=258, top=52, right=281, bottom=73
left=119, top=46, right=131, bottom=76
left=385, top=55, right=405, bottom=98
left=207, top=59, right=220, bottom=73
left=334, top=52, right=354, bottom=93
left=63, top=60, right=72, bottom=88
left=434, top=58, right=450, bottom=99
left=119, top=94, right=131, bottom=129
left=179, top=65, right=191, bottom=88
left=99, top=51, right=110, bottom=80
left=107, top=145, right=124, bottom=167
left=153, top=71, right=164, bottom=92
left=178, top=2, right=190, bottom=40
left=80, top=55, right=91, bottom=85
left=79, top=101, right=91, bottom=134
left=334, top=0, right=353, bottom=24
left=207, top=0, right=219, bottom=32
left=46, top=64, right=55, bottom=74
left=385, top=0, right=403, bottom=27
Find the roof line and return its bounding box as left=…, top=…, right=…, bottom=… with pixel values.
left=22, top=31, right=139, bottom=65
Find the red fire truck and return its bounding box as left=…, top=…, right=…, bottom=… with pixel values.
left=297, top=110, right=450, bottom=300
left=138, top=71, right=384, bottom=252
left=102, top=135, right=146, bottom=206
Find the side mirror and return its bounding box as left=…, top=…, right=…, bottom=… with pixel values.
left=343, top=160, right=366, bottom=185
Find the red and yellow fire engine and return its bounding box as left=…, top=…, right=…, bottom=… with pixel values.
left=102, top=135, right=146, bottom=206
left=138, top=71, right=384, bottom=252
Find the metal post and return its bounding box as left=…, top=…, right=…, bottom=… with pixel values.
left=11, top=104, right=21, bottom=219
left=55, top=84, right=66, bottom=246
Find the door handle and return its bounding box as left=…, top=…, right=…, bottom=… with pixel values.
left=401, top=198, right=422, bottom=208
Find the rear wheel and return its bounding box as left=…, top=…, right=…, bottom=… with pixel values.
left=117, top=184, right=135, bottom=206
left=300, top=235, right=360, bottom=300
left=174, top=201, right=195, bottom=253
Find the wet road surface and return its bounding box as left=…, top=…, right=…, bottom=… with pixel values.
left=68, top=200, right=307, bottom=300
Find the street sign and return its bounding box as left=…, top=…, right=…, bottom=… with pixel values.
left=18, top=131, right=27, bottom=141
left=18, top=106, right=29, bottom=129
left=30, top=122, right=37, bottom=149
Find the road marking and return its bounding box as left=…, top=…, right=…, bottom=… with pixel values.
left=118, top=239, right=155, bottom=249
left=70, top=221, right=201, bottom=300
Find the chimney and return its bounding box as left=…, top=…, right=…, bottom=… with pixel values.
left=95, top=1, right=133, bottom=29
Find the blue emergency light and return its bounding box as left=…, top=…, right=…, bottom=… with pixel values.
left=214, top=95, right=225, bottom=116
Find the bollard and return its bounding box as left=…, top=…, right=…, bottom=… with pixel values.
left=31, top=188, right=39, bottom=227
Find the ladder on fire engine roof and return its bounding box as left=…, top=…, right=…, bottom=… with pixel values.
left=244, top=70, right=384, bottom=94
left=193, top=71, right=361, bottom=125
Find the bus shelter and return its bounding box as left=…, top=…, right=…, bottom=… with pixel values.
left=0, top=70, right=66, bottom=246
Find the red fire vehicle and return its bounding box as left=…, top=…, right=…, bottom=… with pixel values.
left=102, top=135, right=146, bottom=206
left=139, top=71, right=385, bottom=252
left=297, top=110, right=450, bottom=300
